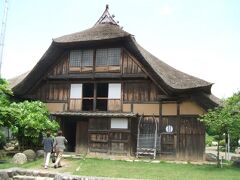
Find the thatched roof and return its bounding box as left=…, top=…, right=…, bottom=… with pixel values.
left=8, top=71, right=30, bottom=89
left=128, top=39, right=212, bottom=92
left=9, top=6, right=218, bottom=108
left=54, top=24, right=129, bottom=43
left=11, top=24, right=212, bottom=93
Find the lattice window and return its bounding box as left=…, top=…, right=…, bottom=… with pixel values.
left=70, top=50, right=93, bottom=67
left=82, top=50, right=94, bottom=66
left=96, top=49, right=108, bottom=66
left=70, top=50, right=82, bottom=67
left=108, top=48, right=121, bottom=65
left=96, top=48, right=121, bottom=66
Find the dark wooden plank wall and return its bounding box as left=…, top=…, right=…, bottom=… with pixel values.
left=122, top=51, right=144, bottom=74
left=107, top=99, right=121, bottom=112
left=34, top=80, right=160, bottom=108
left=69, top=99, right=82, bottom=111
left=88, top=118, right=131, bottom=155
left=49, top=53, right=69, bottom=76
left=76, top=120, right=89, bottom=153
left=34, top=83, right=69, bottom=102
left=123, top=82, right=160, bottom=102
left=137, top=116, right=205, bottom=160
left=48, top=84, right=69, bottom=101
left=34, top=83, right=48, bottom=101
left=178, top=116, right=205, bottom=161
left=159, top=117, right=178, bottom=157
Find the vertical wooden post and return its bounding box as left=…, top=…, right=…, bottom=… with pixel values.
left=159, top=100, right=162, bottom=156
left=176, top=101, right=180, bottom=159
left=121, top=82, right=123, bottom=112
left=93, top=82, right=97, bottom=111
left=93, top=48, right=96, bottom=74
left=108, top=118, right=110, bottom=154
left=75, top=121, right=80, bottom=153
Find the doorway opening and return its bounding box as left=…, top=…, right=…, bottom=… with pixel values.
left=61, top=118, right=76, bottom=152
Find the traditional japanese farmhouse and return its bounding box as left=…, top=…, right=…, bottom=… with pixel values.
left=10, top=5, right=219, bottom=160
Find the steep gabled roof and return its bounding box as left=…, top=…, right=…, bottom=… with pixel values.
left=8, top=71, right=30, bottom=89
left=132, top=40, right=212, bottom=91
left=10, top=5, right=218, bottom=108
left=54, top=24, right=129, bottom=43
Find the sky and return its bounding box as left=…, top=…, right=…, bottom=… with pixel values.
left=0, top=0, right=239, bottom=98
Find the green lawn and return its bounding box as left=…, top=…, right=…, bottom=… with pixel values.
left=0, top=157, right=239, bottom=180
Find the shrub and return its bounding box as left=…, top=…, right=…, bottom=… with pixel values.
left=205, top=134, right=214, bottom=146
left=219, top=139, right=226, bottom=146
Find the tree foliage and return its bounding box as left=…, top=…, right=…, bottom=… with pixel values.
left=201, top=91, right=240, bottom=138
left=10, top=101, right=59, bottom=147
left=200, top=91, right=240, bottom=166
left=0, top=79, right=14, bottom=127
left=0, top=78, right=59, bottom=148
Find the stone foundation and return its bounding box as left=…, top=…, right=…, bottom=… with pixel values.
left=0, top=168, right=135, bottom=180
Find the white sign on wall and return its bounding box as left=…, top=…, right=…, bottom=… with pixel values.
left=165, top=125, right=173, bottom=133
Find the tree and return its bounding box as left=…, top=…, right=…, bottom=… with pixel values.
left=200, top=91, right=240, bottom=167
left=10, top=101, right=59, bottom=148
left=0, top=78, right=14, bottom=127
left=0, top=78, right=59, bottom=149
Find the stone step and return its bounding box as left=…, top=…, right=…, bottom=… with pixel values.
left=13, top=175, right=54, bottom=180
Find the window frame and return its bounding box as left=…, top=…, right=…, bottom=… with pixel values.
left=96, top=48, right=121, bottom=66
left=69, top=49, right=94, bottom=68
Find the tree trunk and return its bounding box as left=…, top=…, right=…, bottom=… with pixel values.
left=217, top=139, right=221, bottom=167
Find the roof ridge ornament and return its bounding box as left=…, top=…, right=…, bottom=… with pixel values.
left=95, top=4, right=119, bottom=26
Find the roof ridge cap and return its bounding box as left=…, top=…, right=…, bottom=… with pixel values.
left=95, top=5, right=118, bottom=26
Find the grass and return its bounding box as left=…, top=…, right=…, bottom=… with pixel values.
left=0, top=157, right=43, bottom=169
left=0, top=157, right=240, bottom=180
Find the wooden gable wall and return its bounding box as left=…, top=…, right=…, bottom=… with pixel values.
left=30, top=47, right=161, bottom=101
left=28, top=47, right=205, bottom=117
left=46, top=48, right=146, bottom=76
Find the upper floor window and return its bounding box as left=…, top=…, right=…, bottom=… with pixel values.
left=70, top=50, right=81, bottom=67
left=96, top=48, right=121, bottom=66
left=69, top=50, right=93, bottom=67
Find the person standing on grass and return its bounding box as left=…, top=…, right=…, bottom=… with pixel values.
left=53, top=130, right=67, bottom=168
left=42, top=131, right=54, bottom=169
